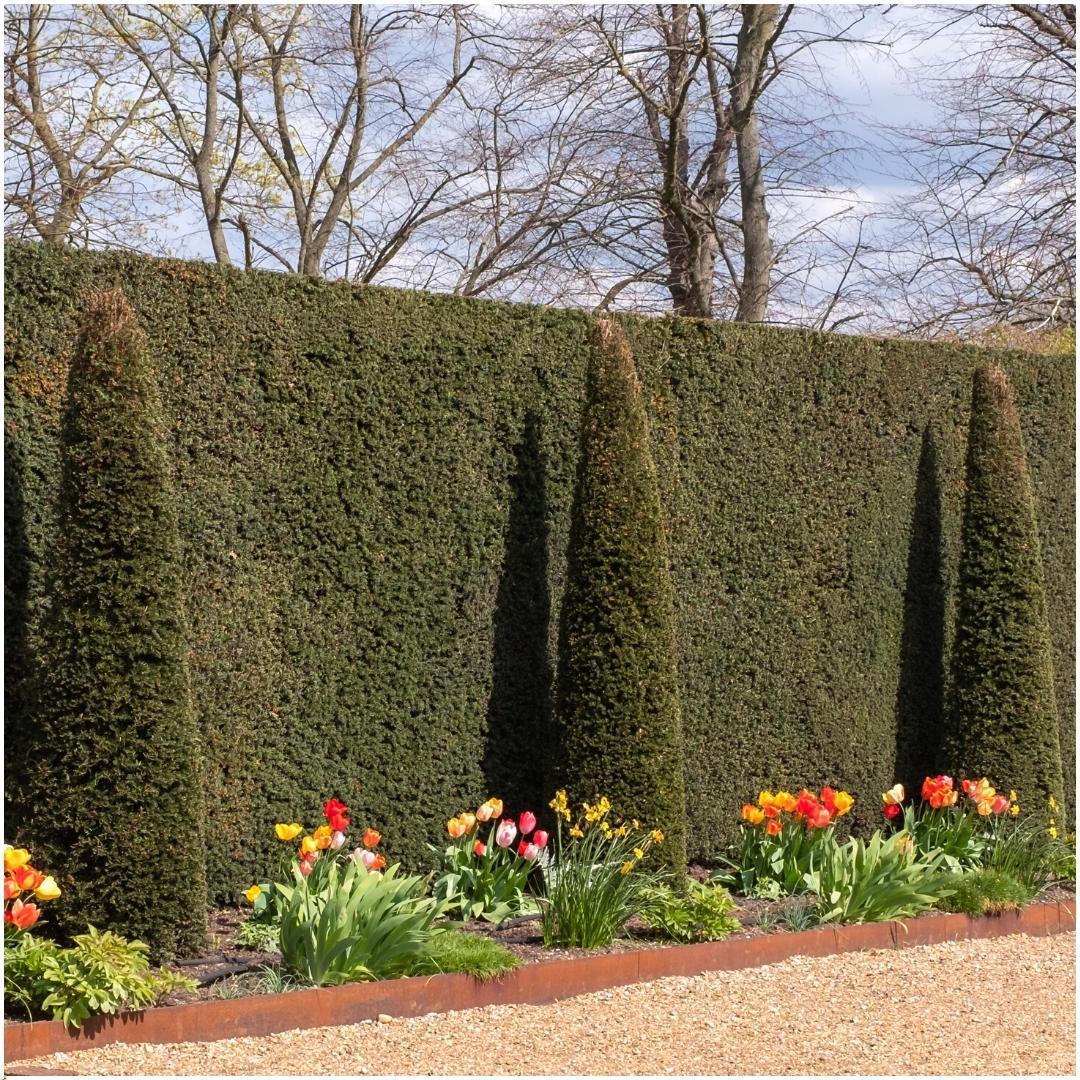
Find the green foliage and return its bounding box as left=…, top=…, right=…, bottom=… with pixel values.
left=640, top=880, right=740, bottom=943
left=410, top=929, right=521, bottom=981
left=715, top=821, right=839, bottom=897
left=946, top=365, right=1065, bottom=809
left=5, top=927, right=197, bottom=1029
left=11, top=287, right=206, bottom=956
left=233, top=918, right=281, bottom=953
left=896, top=803, right=985, bottom=872
left=4, top=243, right=1075, bottom=900
left=804, top=832, right=955, bottom=924
left=275, top=858, right=445, bottom=986
left=429, top=831, right=538, bottom=923
left=933, top=869, right=1033, bottom=917
left=539, top=798, right=667, bottom=949
left=981, top=810, right=1071, bottom=894
left=555, top=320, right=687, bottom=876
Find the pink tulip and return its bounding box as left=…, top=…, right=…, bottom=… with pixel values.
left=299, top=859, right=314, bottom=877
left=532, top=829, right=549, bottom=849
left=360, top=850, right=378, bottom=870
left=495, top=819, right=517, bottom=848
left=991, top=794, right=1009, bottom=815
left=520, top=842, right=539, bottom=861
left=518, top=810, right=537, bottom=835
left=330, top=830, right=346, bottom=850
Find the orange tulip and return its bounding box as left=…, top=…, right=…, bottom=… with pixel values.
left=741, top=803, right=765, bottom=825
left=13, top=867, right=43, bottom=893
left=447, top=817, right=467, bottom=839
left=4, top=876, right=20, bottom=900
left=4, top=898, right=39, bottom=930
left=313, top=825, right=333, bottom=850
left=765, top=818, right=782, bottom=837
left=361, top=828, right=381, bottom=849
left=370, top=854, right=386, bottom=871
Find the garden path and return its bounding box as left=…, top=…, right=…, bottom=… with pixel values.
left=11, top=931, right=1074, bottom=1075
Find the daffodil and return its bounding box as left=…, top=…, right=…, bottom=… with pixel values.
left=243, top=884, right=262, bottom=903
left=620, top=861, right=633, bottom=876
left=633, top=848, right=644, bottom=859
left=650, top=829, right=665, bottom=843
left=569, top=826, right=584, bottom=838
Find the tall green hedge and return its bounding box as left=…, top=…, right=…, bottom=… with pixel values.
left=555, top=321, right=687, bottom=873
left=4, top=242, right=1074, bottom=902
left=15, top=289, right=207, bottom=955
left=945, top=365, right=1064, bottom=808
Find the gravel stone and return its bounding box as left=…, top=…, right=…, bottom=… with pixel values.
left=9, top=932, right=1074, bottom=1075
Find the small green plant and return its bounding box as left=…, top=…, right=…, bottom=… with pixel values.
left=410, top=930, right=521, bottom=981
left=540, top=791, right=668, bottom=949
left=640, top=880, right=740, bottom=943
left=3, top=932, right=63, bottom=1020
left=804, top=831, right=954, bottom=924
left=275, top=858, right=445, bottom=986
left=745, top=909, right=778, bottom=933
left=35, top=927, right=196, bottom=1029
left=780, top=901, right=817, bottom=932
left=255, top=964, right=300, bottom=995
left=981, top=803, right=1073, bottom=895
left=932, top=869, right=1034, bottom=917
left=234, top=918, right=280, bottom=953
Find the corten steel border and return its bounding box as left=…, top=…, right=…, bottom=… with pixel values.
left=5, top=900, right=1073, bottom=1065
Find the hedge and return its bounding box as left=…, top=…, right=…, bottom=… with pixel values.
left=945, top=365, right=1065, bottom=808
left=4, top=242, right=1074, bottom=902
left=17, top=290, right=207, bottom=955
left=555, top=321, right=687, bottom=874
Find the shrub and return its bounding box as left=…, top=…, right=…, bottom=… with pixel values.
left=715, top=786, right=855, bottom=896
left=554, top=320, right=687, bottom=877
left=539, top=789, right=667, bottom=948
left=933, top=869, right=1033, bottom=917
left=18, top=289, right=207, bottom=956
left=640, top=880, right=740, bottom=943
left=5, top=927, right=197, bottom=1029
left=274, top=858, right=445, bottom=986
left=804, top=831, right=954, bottom=924
left=946, top=365, right=1065, bottom=809
left=410, top=930, right=521, bottom=982
left=430, top=799, right=545, bottom=922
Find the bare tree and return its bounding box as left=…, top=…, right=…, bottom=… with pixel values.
left=4, top=4, right=162, bottom=246
left=876, top=4, right=1075, bottom=336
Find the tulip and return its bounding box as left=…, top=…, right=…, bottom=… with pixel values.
left=330, top=831, right=346, bottom=850
left=882, top=784, right=905, bottom=807
left=775, top=792, right=797, bottom=813
left=4, top=876, right=20, bottom=900
left=313, top=825, right=333, bottom=850
left=323, top=797, right=348, bottom=821
left=327, top=812, right=350, bottom=832
left=990, top=794, right=1009, bottom=816
left=473, top=840, right=487, bottom=857
left=794, top=790, right=818, bottom=818
left=518, top=811, right=537, bottom=835
left=460, top=813, right=477, bottom=834
left=275, top=823, right=303, bottom=842
left=300, top=835, right=319, bottom=856
left=805, top=804, right=832, bottom=830
left=833, top=791, right=855, bottom=817
left=362, top=828, right=381, bottom=848
left=298, top=859, right=314, bottom=877
left=495, top=819, right=517, bottom=848
left=34, top=876, right=61, bottom=902
left=532, top=830, right=549, bottom=849
left=475, top=801, right=495, bottom=823
left=4, top=847, right=31, bottom=873
left=359, top=850, right=378, bottom=870
left=820, top=787, right=838, bottom=814
left=741, top=803, right=765, bottom=825
left=487, top=799, right=504, bottom=819
left=883, top=803, right=901, bottom=820
left=371, top=854, right=387, bottom=871
left=6, top=899, right=39, bottom=930
left=520, top=842, right=539, bottom=861
left=765, top=818, right=782, bottom=837
left=762, top=803, right=779, bottom=819
left=757, top=790, right=775, bottom=809
left=447, top=817, right=467, bottom=839
left=13, top=867, right=43, bottom=893
left=244, top=884, right=262, bottom=903
left=895, top=834, right=914, bottom=856
left=976, top=800, right=993, bottom=816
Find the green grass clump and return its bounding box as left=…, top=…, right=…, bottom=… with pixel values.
left=933, top=869, right=1034, bottom=917
left=411, top=930, right=521, bottom=982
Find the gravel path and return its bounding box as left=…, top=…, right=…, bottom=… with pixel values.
left=11, top=932, right=1074, bottom=1076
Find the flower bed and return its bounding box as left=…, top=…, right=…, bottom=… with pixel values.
left=4, top=897, right=1073, bottom=1065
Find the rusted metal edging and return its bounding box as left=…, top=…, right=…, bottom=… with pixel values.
left=4, top=899, right=1073, bottom=1064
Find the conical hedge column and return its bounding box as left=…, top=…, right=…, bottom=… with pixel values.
left=946, top=364, right=1064, bottom=809
left=26, top=289, right=207, bottom=955
left=555, top=319, right=687, bottom=876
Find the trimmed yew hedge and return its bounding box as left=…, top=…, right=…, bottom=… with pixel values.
left=4, top=243, right=1074, bottom=902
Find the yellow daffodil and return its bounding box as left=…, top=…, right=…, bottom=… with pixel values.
left=548, top=790, right=570, bottom=821
left=243, top=884, right=262, bottom=903
left=569, top=826, right=584, bottom=838
left=633, top=848, right=644, bottom=859
left=1049, top=825, right=1058, bottom=839
left=1010, top=804, right=1020, bottom=816
left=1048, top=796, right=1060, bottom=812
left=650, top=829, right=665, bottom=843
left=1010, top=791, right=1018, bottom=803
left=275, top=823, right=303, bottom=842
left=614, top=826, right=628, bottom=838
left=631, top=819, right=640, bottom=829
left=620, top=861, right=634, bottom=875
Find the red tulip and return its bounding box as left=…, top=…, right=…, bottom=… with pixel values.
left=4, top=876, right=20, bottom=900
left=805, top=804, right=832, bottom=830
left=4, top=899, right=39, bottom=930
left=532, top=830, right=549, bottom=849
left=820, top=787, right=838, bottom=815
left=883, top=803, right=901, bottom=820
left=991, top=794, right=1009, bottom=815
left=473, top=840, right=487, bottom=857
left=518, top=811, right=537, bottom=835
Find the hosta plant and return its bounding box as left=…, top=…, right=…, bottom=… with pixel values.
left=429, top=798, right=547, bottom=922
left=539, top=790, right=667, bottom=949
left=640, top=880, right=740, bottom=943
left=275, top=856, right=445, bottom=986
left=714, top=786, right=854, bottom=896
left=804, top=830, right=954, bottom=924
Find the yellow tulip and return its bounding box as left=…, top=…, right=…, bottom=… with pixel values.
left=460, top=812, right=477, bottom=834
left=4, top=847, right=31, bottom=873
left=447, top=817, right=467, bottom=839
left=757, top=790, right=775, bottom=809
left=882, top=784, right=905, bottom=807
left=275, top=823, right=303, bottom=842
left=833, top=791, right=855, bottom=816
left=300, top=835, right=319, bottom=855
left=34, top=876, right=61, bottom=902
left=243, top=884, right=262, bottom=903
